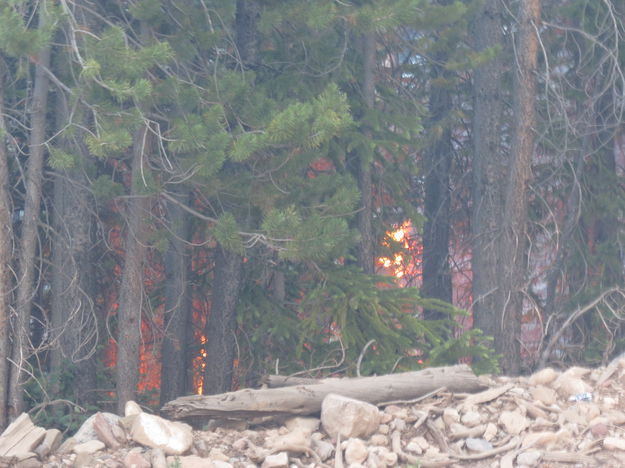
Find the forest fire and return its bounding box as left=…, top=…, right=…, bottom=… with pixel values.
left=377, top=222, right=421, bottom=283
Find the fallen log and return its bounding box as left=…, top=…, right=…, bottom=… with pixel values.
left=162, top=364, right=486, bottom=421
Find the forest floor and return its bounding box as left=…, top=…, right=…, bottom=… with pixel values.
left=7, top=359, right=625, bottom=467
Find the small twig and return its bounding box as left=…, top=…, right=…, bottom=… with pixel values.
left=379, top=386, right=447, bottom=407
left=356, top=339, right=376, bottom=377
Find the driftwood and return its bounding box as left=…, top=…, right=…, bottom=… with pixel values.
left=162, top=364, right=486, bottom=421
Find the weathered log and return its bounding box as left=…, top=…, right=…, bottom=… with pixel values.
left=162, top=364, right=486, bottom=421
left=260, top=375, right=323, bottom=388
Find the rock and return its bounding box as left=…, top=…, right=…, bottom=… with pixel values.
left=125, top=401, right=143, bottom=417
left=94, top=412, right=123, bottom=449
left=33, top=428, right=62, bottom=458
left=213, top=461, right=233, bottom=468
left=377, top=424, right=389, bottom=435
left=130, top=412, right=193, bottom=455
left=383, top=405, right=408, bottom=419
left=123, top=450, right=151, bottom=468
left=554, top=375, right=591, bottom=398
left=369, top=434, right=388, bottom=446
left=150, top=448, right=168, bottom=468
left=528, top=368, right=559, bottom=386
left=483, top=422, right=498, bottom=441
left=73, top=440, right=105, bottom=455
left=208, top=448, right=229, bottom=461
left=530, top=386, right=557, bottom=406
left=283, top=417, right=319, bottom=435
left=261, top=451, right=289, bottom=468
left=14, top=457, right=42, bottom=468
left=0, top=413, right=46, bottom=458
left=442, top=408, right=460, bottom=426
left=461, top=410, right=482, bottom=427
left=72, top=452, right=93, bottom=468
left=522, top=431, right=558, bottom=449
left=73, top=412, right=123, bottom=444
left=405, top=442, right=422, bottom=454
left=591, top=422, right=609, bottom=438
left=321, top=394, right=380, bottom=440
left=465, top=438, right=492, bottom=453
left=344, top=438, right=368, bottom=465
left=266, top=428, right=311, bottom=454
left=516, top=449, right=542, bottom=466
left=311, top=437, right=334, bottom=461
left=169, top=455, right=214, bottom=468
left=604, top=437, right=625, bottom=451
left=499, top=411, right=528, bottom=435
left=367, top=446, right=397, bottom=467
left=390, top=418, right=406, bottom=432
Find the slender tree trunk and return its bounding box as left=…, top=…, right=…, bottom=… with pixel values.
left=160, top=189, right=192, bottom=405
left=470, top=0, right=505, bottom=368
left=50, top=89, right=97, bottom=406
left=199, top=0, right=259, bottom=396
left=0, top=60, right=13, bottom=429
left=115, top=121, right=151, bottom=414
left=203, top=247, right=243, bottom=395
left=356, top=32, right=376, bottom=275
left=498, top=0, right=541, bottom=374
left=8, top=7, right=51, bottom=416
left=422, top=5, right=454, bottom=316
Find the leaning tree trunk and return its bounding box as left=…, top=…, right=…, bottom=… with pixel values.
left=115, top=120, right=151, bottom=414
left=8, top=8, right=51, bottom=416
left=160, top=189, right=192, bottom=405
left=498, top=0, right=541, bottom=374
left=470, top=0, right=506, bottom=371
left=0, top=61, right=14, bottom=429
left=50, top=87, right=97, bottom=407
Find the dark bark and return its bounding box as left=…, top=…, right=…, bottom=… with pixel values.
left=115, top=122, right=151, bottom=414
left=160, top=189, right=192, bottom=405
left=422, top=4, right=454, bottom=317
left=235, top=0, right=260, bottom=67
left=202, top=247, right=243, bottom=395
left=50, top=90, right=97, bottom=407
left=0, top=61, right=13, bottom=429
left=470, top=0, right=506, bottom=369
left=8, top=8, right=51, bottom=416
left=356, top=32, right=376, bottom=275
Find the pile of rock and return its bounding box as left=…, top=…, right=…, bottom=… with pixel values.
left=4, top=358, right=625, bottom=467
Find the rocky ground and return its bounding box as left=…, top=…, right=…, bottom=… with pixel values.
left=4, top=358, right=625, bottom=467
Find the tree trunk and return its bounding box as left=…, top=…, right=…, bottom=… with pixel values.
left=422, top=3, right=454, bottom=317
left=115, top=121, right=151, bottom=414
left=50, top=89, right=97, bottom=406
left=498, top=0, right=541, bottom=374
left=203, top=247, right=243, bottom=395
left=164, top=365, right=486, bottom=420
left=0, top=61, right=13, bottom=430
left=160, top=189, right=192, bottom=405
left=356, top=32, right=376, bottom=275
left=8, top=7, right=51, bottom=416
left=470, top=0, right=506, bottom=370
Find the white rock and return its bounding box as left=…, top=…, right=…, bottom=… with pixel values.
left=405, top=442, right=422, bottom=454
left=442, top=408, right=460, bottom=427
left=530, top=386, right=557, bottom=406
left=283, top=417, right=320, bottom=435
left=73, top=412, right=122, bottom=444
left=499, top=411, right=528, bottom=435
left=344, top=438, right=368, bottom=465
left=130, top=412, right=193, bottom=455
left=465, top=438, right=492, bottom=453
left=461, top=410, right=482, bottom=427
left=212, top=462, right=233, bottom=468
left=483, top=423, right=498, bottom=441
left=516, top=449, right=542, bottom=466
left=367, top=446, right=397, bottom=467
left=73, top=440, right=105, bottom=455
left=522, top=431, right=558, bottom=449
left=311, top=438, right=334, bottom=461
left=604, top=437, right=625, bottom=451
left=553, top=375, right=591, bottom=398
left=261, top=451, right=289, bottom=468
left=321, top=394, right=380, bottom=440
left=125, top=400, right=143, bottom=417
left=528, top=368, right=558, bottom=386
left=369, top=434, right=388, bottom=446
